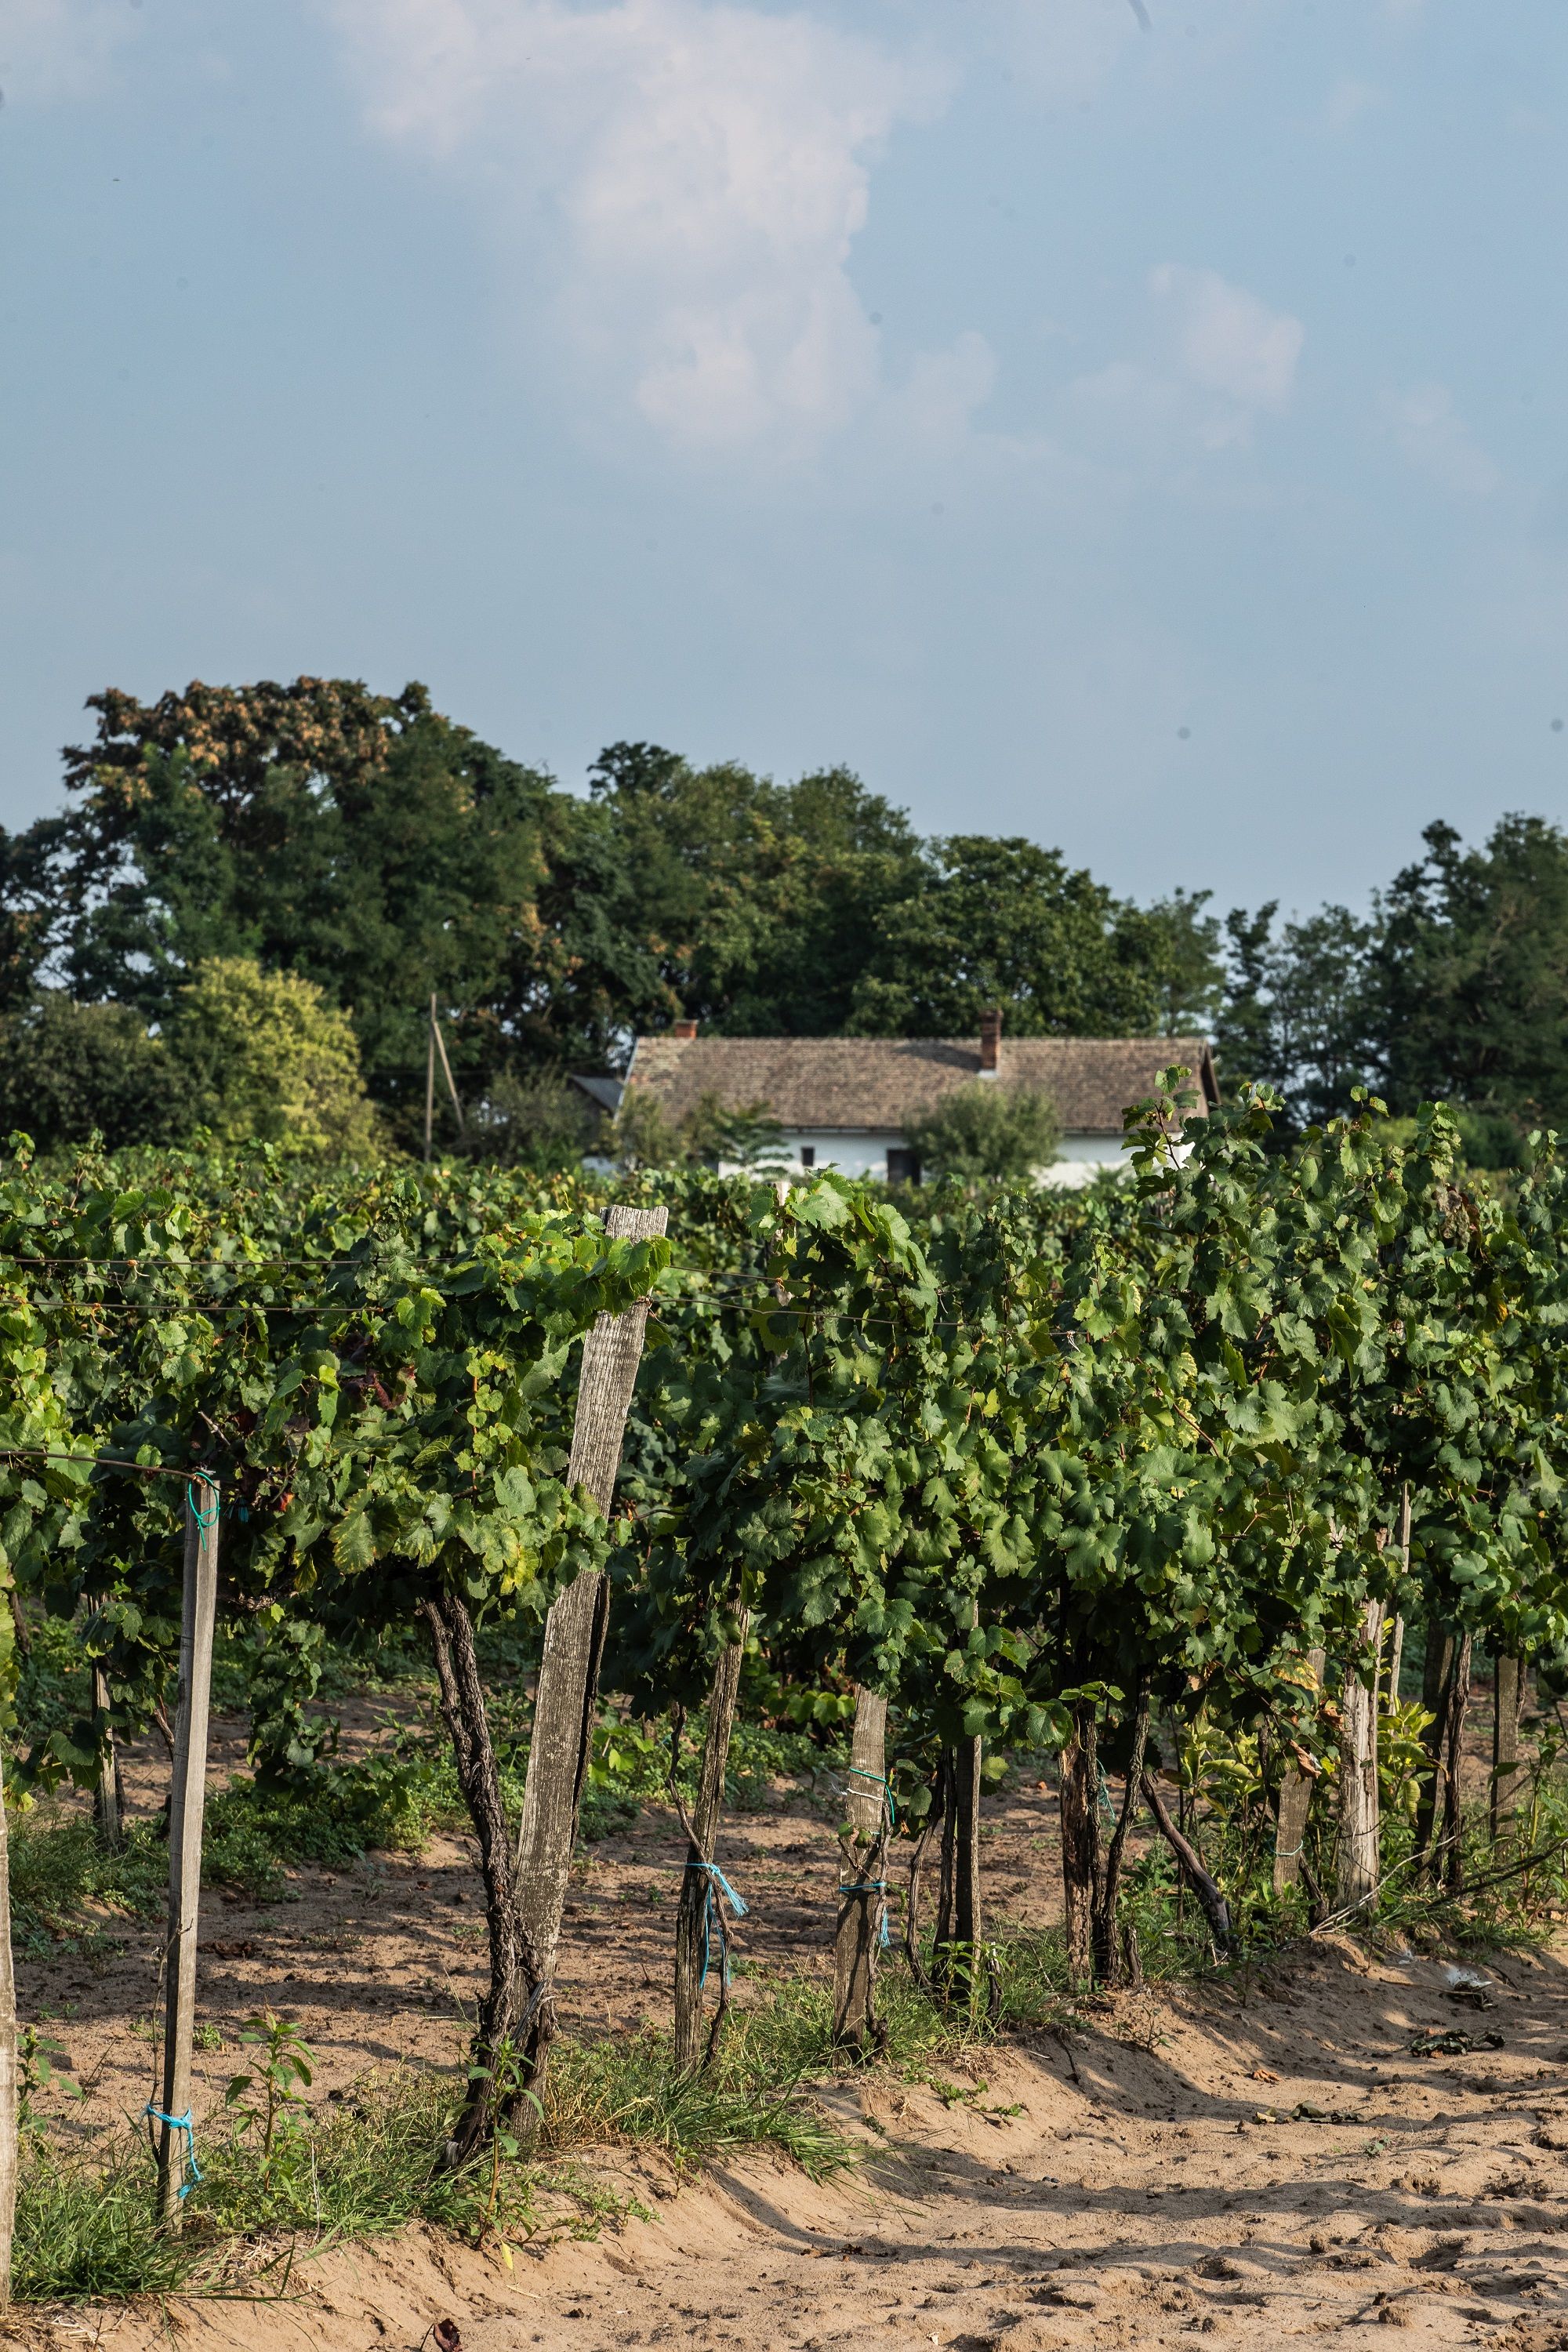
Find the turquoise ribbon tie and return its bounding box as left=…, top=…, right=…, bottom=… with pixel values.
left=146, top=2102, right=203, bottom=2199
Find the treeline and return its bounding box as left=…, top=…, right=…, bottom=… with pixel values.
left=2, top=675, right=1566, bottom=1161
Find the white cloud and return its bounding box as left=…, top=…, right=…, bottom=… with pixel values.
left=1149, top=263, right=1303, bottom=410
left=325, top=0, right=950, bottom=459
left=890, top=331, right=1000, bottom=451
left=0, top=0, right=138, bottom=103
left=1384, top=383, right=1501, bottom=499
left=1062, top=266, right=1302, bottom=482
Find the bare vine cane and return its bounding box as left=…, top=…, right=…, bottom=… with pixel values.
left=669, top=1658, right=750, bottom=2074
left=902, top=1759, right=948, bottom=1994
left=668, top=1778, right=749, bottom=2071
left=832, top=1768, right=892, bottom=2053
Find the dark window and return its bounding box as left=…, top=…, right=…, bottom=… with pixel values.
left=800, top=1144, right=815, bottom=1168
left=886, top=1147, right=921, bottom=1185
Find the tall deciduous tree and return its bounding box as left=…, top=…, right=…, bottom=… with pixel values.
left=586, top=741, right=926, bottom=1036
left=1375, top=814, right=1568, bottom=1132
left=5, top=681, right=671, bottom=1142
left=1216, top=900, right=1381, bottom=1131
left=845, top=837, right=1218, bottom=1039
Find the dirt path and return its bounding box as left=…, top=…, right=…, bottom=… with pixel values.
left=14, top=1934, right=1568, bottom=2351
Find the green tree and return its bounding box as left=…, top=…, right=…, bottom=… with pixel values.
left=587, top=742, right=925, bottom=1035
left=0, top=993, right=190, bottom=1151
left=1374, top=815, right=1568, bottom=1134
left=1141, top=887, right=1225, bottom=1036
left=902, top=1082, right=1062, bottom=1182
left=6, top=680, right=672, bottom=1143
left=171, top=957, right=379, bottom=1154
left=1217, top=900, right=1379, bottom=1131
left=845, top=837, right=1185, bottom=1038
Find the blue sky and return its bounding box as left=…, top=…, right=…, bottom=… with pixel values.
left=4, top=0, right=1566, bottom=916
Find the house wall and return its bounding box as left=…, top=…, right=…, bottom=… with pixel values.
left=1039, top=1132, right=1136, bottom=1189
left=714, top=1128, right=1138, bottom=1185
left=716, top=1128, right=908, bottom=1180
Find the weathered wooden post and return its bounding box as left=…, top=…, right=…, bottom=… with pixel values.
left=91, top=1610, right=122, bottom=1852
left=1493, top=1649, right=1525, bottom=1842
left=832, top=1687, right=889, bottom=2051
left=1274, top=1646, right=1326, bottom=1894
left=155, top=1476, right=220, bottom=2223
left=514, top=1204, right=667, bottom=2097
left=1058, top=1707, right=1101, bottom=1978
left=1337, top=1601, right=1385, bottom=1912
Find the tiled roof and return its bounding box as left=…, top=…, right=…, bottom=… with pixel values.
left=622, top=1034, right=1216, bottom=1137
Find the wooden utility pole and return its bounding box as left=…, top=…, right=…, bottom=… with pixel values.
left=514, top=1205, right=667, bottom=2097
left=423, top=991, right=436, bottom=1162
left=155, top=1479, right=220, bottom=2223
left=832, top=1687, right=889, bottom=2051
left=433, top=1011, right=465, bottom=1134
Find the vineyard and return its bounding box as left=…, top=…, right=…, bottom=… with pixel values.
left=5, top=1075, right=1568, bottom=2335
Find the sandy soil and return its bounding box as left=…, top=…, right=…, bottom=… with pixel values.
left=13, top=1935, right=1568, bottom=2351
left=15, top=1681, right=1568, bottom=2350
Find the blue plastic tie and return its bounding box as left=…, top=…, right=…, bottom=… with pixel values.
left=145, top=2102, right=203, bottom=2199
left=688, top=1859, right=748, bottom=1991
left=186, top=1480, right=220, bottom=1529
left=844, top=1765, right=896, bottom=1828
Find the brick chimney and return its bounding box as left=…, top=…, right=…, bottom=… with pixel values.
left=671, top=1017, right=699, bottom=1040
left=978, top=1005, right=1002, bottom=1077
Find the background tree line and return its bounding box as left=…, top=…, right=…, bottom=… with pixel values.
left=0, top=675, right=1563, bottom=1163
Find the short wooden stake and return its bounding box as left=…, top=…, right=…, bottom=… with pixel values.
left=1274, top=1646, right=1325, bottom=1895
left=1493, top=1649, right=1525, bottom=1842
left=832, top=1688, right=888, bottom=2050
left=156, top=1479, right=220, bottom=2225
left=1337, top=1600, right=1385, bottom=1911
left=92, top=1614, right=122, bottom=1852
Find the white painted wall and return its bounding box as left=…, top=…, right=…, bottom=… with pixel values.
left=715, top=1128, right=1138, bottom=1186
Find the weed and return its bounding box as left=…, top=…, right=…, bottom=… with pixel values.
left=225, top=2012, right=315, bottom=2169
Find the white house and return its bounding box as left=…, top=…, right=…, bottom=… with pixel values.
left=602, top=1012, right=1218, bottom=1186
